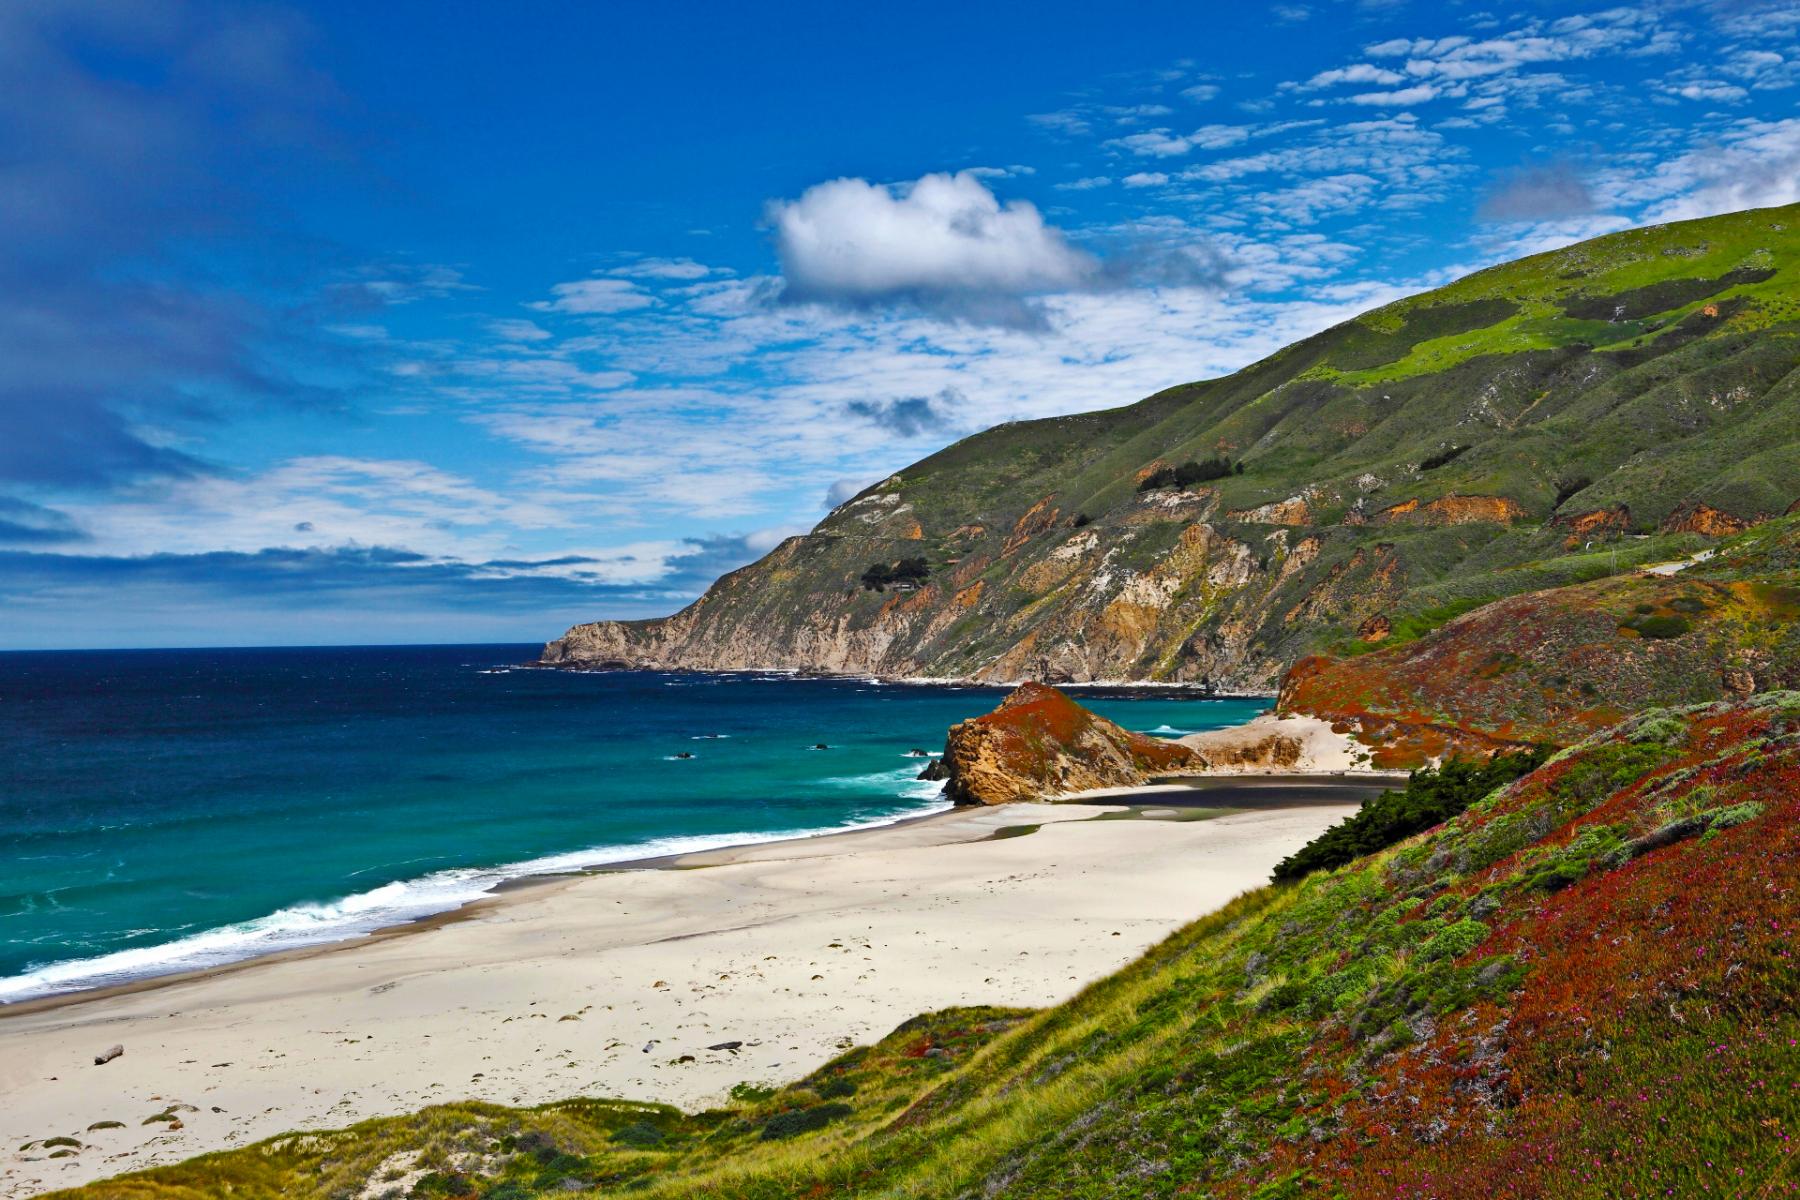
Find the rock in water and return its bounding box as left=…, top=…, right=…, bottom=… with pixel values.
left=933, top=682, right=1203, bottom=805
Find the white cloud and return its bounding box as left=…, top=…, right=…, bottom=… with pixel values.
left=1122, top=172, right=1169, bottom=188
left=767, top=171, right=1098, bottom=321
left=1300, top=63, right=1406, bottom=89
left=1056, top=175, right=1113, bottom=191
left=67, top=456, right=584, bottom=564
left=530, top=278, right=657, bottom=315
left=1027, top=110, right=1090, bottom=136
left=607, top=257, right=717, bottom=280
left=1346, top=83, right=1442, bottom=106
left=1257, top=173, right=1380, bottom=223
left=489, top=318, right=552, bottom=342
left=1180, top=83, right=1220, bottom=102
left=1111, top=129, right=1207, bottom=157
left=1108, top=120, right=1320, bottom=158
left=1665, top=80, right=1748, bottom=103
left=1101, top=104, right=1175, bottom=123
left=1633, top=117, right=1800, bottom=223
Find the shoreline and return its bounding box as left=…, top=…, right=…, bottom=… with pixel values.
left=523, top=660, right=1281, bottom=700
left=0, top=801, right=964, bottom=1018
left=1, top=783, right=1364, bottom=1196
left=0, top=755, right=1390, bottom=1020
left=0, top=770, right=1385, bottom=1021
left=1, top=688, right=1292, bottom=1015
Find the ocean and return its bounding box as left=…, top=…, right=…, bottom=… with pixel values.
left=0, top=645, right=1267, bottom=1004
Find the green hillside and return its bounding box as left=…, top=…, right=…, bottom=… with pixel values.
left=545, top=204, right=1800, bottom=688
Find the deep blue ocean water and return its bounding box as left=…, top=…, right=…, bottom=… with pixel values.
left=0, top=645, right=1267, bottom=1003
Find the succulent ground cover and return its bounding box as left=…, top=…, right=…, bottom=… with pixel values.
left=50, top=694, right=1800, bottom=1199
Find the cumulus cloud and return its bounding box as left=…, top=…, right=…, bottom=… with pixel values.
left=768, top=171, right=1098, bottom=326
left=1478, top=162, right=1595, bottom=222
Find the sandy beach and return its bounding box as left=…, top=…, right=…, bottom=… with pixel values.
left=0, top=787, right=1369, bottom=1197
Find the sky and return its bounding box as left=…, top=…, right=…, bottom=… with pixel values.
left=2, top=0, right=1798, bottom=649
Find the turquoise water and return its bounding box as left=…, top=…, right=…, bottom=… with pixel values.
left=0, top=645, right=1266, bottom=1003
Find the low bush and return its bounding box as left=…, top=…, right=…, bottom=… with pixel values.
left=759, top=1102, right=853, bottom=1141
left=1420, top=444, right=1468, bottom=471
left=1137, top=457, right=1240, bottom=491
left=861, top=556, right=929, bottom=591
left=1272, top=748, right=1552, bottom=882
left=1622, top=613, right=1691, bottom=638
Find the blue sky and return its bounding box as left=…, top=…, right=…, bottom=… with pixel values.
left=3, top=0, right=1798, bottom=649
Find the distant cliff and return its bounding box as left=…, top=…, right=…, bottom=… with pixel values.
left=546, top=205, right=1800, bottom=689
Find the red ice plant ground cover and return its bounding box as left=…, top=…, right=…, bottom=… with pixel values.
left=1237, top=699, right=1800, bottom=1198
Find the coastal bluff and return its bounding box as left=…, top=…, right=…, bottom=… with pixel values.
left=926, top=682, right=1201, bottom=805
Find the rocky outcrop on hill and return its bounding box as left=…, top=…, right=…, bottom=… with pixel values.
left=930, top=683, right=1203, bottom=805
left=1660, top=501, right=1756, bottom=537
left=544, top=206, right=1800, bottom=689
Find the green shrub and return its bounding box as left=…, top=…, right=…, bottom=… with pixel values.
left=1420, top=444, right=1468, bottom=471
left=760, top=1102, right=853, bottom=1141
left=610, top=1121, right=665, bottom=1148
left=1418, top=918, right=1490, bottom=963
left=1627, top=714, right=1688, bottom=744
left=1138, top=457, right=1238, bottom=491
left=1272, top=748, right=1551, bottom=881
left=861, top=557, right=929, bottom=591
left=408, top=1171, right=471, bottom=1198
left=1623, top=613, right=1691, bottom=638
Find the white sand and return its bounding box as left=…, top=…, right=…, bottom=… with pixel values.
left=0, top=798, right=1355, bottom=1197
left=1179, top=711, right=1378, bottom=774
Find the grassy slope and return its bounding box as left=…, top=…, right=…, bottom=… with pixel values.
left=563, top=204, right=1800, bottom=686
left=49, top=694, right=1800, bottom=1199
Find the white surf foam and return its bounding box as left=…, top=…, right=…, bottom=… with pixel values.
left=0, top=800, right=952, bottom=1006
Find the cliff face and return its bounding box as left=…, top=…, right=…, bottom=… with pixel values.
left=931, top=682, right=1203, bottom=805
left=545, top=206, right=1800, bottom=687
